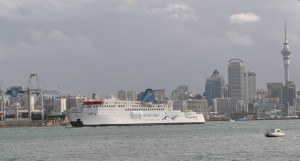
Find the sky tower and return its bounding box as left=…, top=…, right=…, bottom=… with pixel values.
left=281, top=18, right=291, bottom=85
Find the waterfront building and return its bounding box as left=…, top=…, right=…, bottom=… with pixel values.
left=255, top=102, right=284, bottom=119
left=177, top=85, right=189, bottom=93
left=256, top=89, right=268, bottom=99
left=54, top=98, right=66, bottom=113
left=117, top=90, right=126, bottom=100
left=243, top=71, right=256, bottom=112
left=293, top=98, right=300, bottom=115
left=172, top=100, right=208, bottom=117
left=127, top=90, right=137, bottom=101
left=92, top=93, right=98, bottom=100
left=66, top=95, right=87, bottom=112
left=43, top=96, right=55, bottom=114
left=137, top=91, right=144, bottom=101
left=267, top=83, right=283, bottom=98
left=212, top=98, right=231, bottom=115
left=153, top=89, right=165, bottom=102
left=228, top=59, right=245, bottom=113
left=254, top=98, right=283, bottom=119
left=205, top=70, right=225, bottom=106
left=277, top=81, right=296, bottom=108
left=171, top=85, right=191, bottom=100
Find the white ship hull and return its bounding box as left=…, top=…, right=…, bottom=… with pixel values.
left=67, top=108, right=205, bottom=127
left=67, top=93, right=205, bottom=127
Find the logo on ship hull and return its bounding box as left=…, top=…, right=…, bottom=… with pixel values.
left=162, top=113, right=178, bottom=120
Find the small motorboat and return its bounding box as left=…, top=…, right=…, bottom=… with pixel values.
left=265, top=128, right=285, bottom=137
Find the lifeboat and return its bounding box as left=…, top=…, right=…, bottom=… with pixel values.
left=83, top=100, right=104, bottom=105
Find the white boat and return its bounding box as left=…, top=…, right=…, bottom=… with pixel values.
left=67, top=89, right=205, bottom=127
left=265, top=128, right=285, bottom=137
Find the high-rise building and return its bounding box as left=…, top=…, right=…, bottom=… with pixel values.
left=205, top=70, right=225, bottom=106
left=228, top=59, right=245, bottom=113
left=243, top=71, right=256, bottom=112
left=281, top=18, right=292, bottom=84
left=277, top=81, right=296, bottom=108
left=213, top=98, right=231, bottom=115
left=171, top=85, right=191, bottom=100
left=267, top=83, right=284, bottom=98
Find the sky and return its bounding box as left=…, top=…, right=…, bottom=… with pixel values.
left=0, top=0, right=300, bottom=98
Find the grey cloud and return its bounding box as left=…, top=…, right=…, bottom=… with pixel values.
left=146, top=2, right=197, bottom=21
left=0, top=0, right=299, bottom=97
left=226, top=31, right=255, bottom=46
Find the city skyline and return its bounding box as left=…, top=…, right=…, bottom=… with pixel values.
left=0, top=1, right=299, bottom=97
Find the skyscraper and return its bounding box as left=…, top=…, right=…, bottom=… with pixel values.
left=205, top=69, right=225, bottom=106
left=243, top=71, right=256, bottom=112
left=267, top=83, right=284, bottom=98
left=171, top=85, right=191, bottom=100
left=228, top=59, right=245, bottom=113
left=281, top=18, right=291, bottom=84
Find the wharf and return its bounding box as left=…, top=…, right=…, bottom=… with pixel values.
left=0, top=119, right=70, bottom=128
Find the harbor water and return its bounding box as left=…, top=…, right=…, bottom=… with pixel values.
left=1, top=119, right=300, bottom=161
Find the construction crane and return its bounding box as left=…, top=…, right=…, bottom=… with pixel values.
left=27, top=73, right=59, bottom=121
left=0, top=79, right=8, bottom=121
left=6, top=74, right=59, bottom=121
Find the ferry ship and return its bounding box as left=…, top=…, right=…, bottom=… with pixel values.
left=67, top=89, right=205, bottom=127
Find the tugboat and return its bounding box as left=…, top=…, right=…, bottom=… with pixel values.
left=265, top=128, right=285, bottom=137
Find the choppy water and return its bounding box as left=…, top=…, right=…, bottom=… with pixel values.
left=1, top=120, right=300, bottom=161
